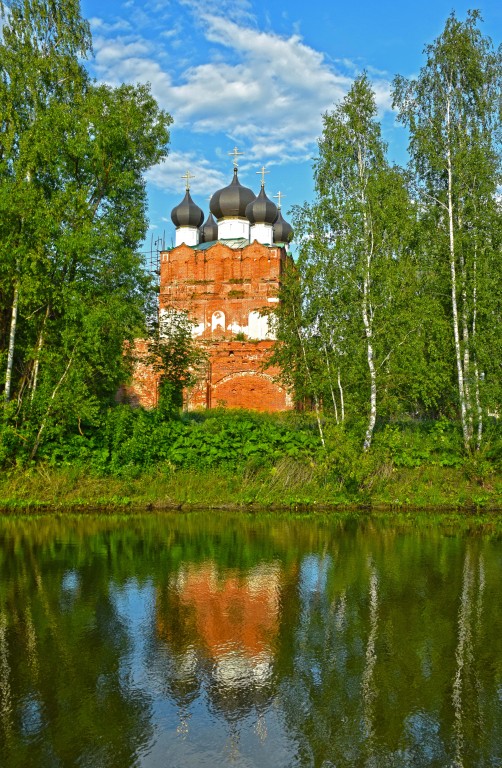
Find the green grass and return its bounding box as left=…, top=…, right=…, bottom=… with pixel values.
left=0, top=460, right=500, bottom=513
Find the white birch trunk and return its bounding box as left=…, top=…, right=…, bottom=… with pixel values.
left=362, top=272, right=377, bottom=451
left=461, top=299, right=472, bottom=435
left=4, top=282, right=19, bottom=404
left=338, top=369, right=345, bottom=423
left=357, top=144, right=377, bottom=452
left=446, top=95, right=471, bottom=452
left=459, top=242, right=473, bottom=438
left=473, top=364, right=483, bottom=451
left=323, top=344, right=338, bottom=423
left=471, top=248, right=483, bottom=449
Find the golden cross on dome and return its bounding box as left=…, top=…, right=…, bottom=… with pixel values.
left=257, top=166, right=269, bottom=187
left=274, top=191, right=285, bottom=208
left=181, top=169, right=195, bottom=191
left=228, top=146, right=243, bottom=168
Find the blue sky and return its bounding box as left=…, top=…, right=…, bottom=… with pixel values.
left=79, top=0, right=501, bottom=250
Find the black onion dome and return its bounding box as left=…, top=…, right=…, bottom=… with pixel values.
left=245, top=185, right=278, bottom=225
left=199, top=211, right=218, bottom=243
left=210, top=168, right=255, bottom=220
left=273, top=209, right=293, bottom=243
left=171, top=190, right=204, bottom=228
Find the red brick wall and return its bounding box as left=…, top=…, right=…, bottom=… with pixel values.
left=127, top=239, right=292, bottom=411
left=118, top=339, right=160, bottom=409
left=186, top=340, right=290, bottom=411
left=159, top=241, right=285, bottom=337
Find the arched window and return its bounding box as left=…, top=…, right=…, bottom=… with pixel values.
left=212, top=310, right=225, bottom=332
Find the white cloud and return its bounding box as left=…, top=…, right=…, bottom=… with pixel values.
left=180, top=0, right=256, bottom=27
left=371, top=80, right=393, bottom=112
left=89, top=17, right=132, bottom=33
left=146, top=150, right=227, bottom=197
left=92, top=34, right=173, bottom=89
left=165, top=14, right=357, bottom=146
left=90, top=3, right=392, bottom=174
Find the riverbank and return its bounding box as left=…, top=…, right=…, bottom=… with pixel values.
left=1, top=410, right=500, bottom=513
left=0, top=462, right=500, bottom=513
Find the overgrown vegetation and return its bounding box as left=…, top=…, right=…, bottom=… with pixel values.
left=0, top=0, right=171, bottom=455
left=0, top=409, right=500, bottom=510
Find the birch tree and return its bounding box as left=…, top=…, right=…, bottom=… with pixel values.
left=393, top=11, right=501, bottom=452
left=284, top=76, right=414, bottom=450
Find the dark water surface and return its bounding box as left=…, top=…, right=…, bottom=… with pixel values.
left=0, top=512, right=500, bottom=767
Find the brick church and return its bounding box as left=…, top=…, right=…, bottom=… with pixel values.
left=131, top=151, right=294, bottom=412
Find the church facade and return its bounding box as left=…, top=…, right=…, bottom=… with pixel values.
left=130, top=154, right=294, bottom=412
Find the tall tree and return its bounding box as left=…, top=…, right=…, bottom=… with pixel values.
left=393, top=10, right=501, bottom=452
left=276, top=75, right=415, bottom=450
left=0, top=0, right=172, bottom=457
left=0, top=0, right=91, bottom=401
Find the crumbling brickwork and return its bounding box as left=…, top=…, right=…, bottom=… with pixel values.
left=160, top=241, right=284, bottom=331
left=128, top=238, right=292, bottom=411
left=117, top=339, right=159, bottom=409
left=186, top=340, right=289, bottom=411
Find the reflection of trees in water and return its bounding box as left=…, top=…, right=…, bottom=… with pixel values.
left=279, top=535, right=502, bottom=768
left=0, top=516, right=501, bottom=767
left=0, top=613, right=13, bottom=742
left=0, top=534, right=153, bottom=768
left=361, top=560, right=379, bottom=765
left=451, top=547, right=501, bottom=768
left=0, top=513, right=307, bottom=764
left=452, top=548, right=475, bottom=767
left=279, top=551, right=377, bottom=766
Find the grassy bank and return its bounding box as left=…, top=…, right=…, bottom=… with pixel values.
left=1, top=409, right=500, bottom=512
left=0, top=461, right=500, bottom=512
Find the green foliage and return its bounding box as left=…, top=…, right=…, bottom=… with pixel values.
left=392, top=10, right=502, bottom=451
left=273, top=75, right=419, bottom=450
left=3, top=402, right=499, bottom=510
left=0, top=6, right=499, bottom=496
left=373, top=419, right=464, bottom=468
left=115, top=409, right=320, bottom=474
left=150, top=309, right=207, bottom=416
left=0, top=0, right=172, bottom=458
left=19, top=407, right=320, bottom=476
left=273, top=13, right=500, bottom=456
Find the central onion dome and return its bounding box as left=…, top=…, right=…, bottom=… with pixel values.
left=199, top=211, right=218, bottom=243
left=210, top=168, right=256, bottom=220
left=245, top=185, right=278, bottom=225
left=171, top=190, right=204, bottom=229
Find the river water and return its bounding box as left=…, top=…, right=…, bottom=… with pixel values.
left=0, top=512, right=500, bottom=767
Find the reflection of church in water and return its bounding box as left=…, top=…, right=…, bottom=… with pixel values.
left=155, top=149, right=294, bottom=411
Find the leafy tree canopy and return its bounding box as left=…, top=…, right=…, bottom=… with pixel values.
left=0, top=0, right=172, bottom=459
